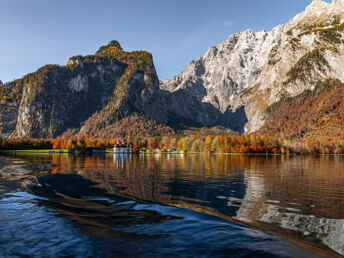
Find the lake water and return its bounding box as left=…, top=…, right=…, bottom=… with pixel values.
left=0, top=153, right=343, bottom=257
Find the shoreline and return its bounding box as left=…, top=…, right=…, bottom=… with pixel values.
left=1, top=149, right=344, bottom=156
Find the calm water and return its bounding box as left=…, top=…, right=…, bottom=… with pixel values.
left=0, top=153, right=344, bottom=257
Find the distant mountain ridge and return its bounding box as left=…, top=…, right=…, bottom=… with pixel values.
left=1, top=0, right=344, bottom=138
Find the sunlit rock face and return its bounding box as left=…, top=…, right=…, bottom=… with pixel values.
left=0, top=42, right=166, bottom=138
left=161, top=0, right=344, bottom=132
left=6, top=61, right=126, bottom=138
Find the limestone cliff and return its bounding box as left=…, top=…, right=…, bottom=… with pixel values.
left=161, top=0, right=344, bottom=132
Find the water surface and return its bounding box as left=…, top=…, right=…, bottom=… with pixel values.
left=1, top=153, right=343, bottom=257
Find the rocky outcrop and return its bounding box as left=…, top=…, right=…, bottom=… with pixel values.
left=0, top=41, right=169, bottom=138
left=161, top=0, right=344, bottom=132
left=0, top=60, right=126, bottom=138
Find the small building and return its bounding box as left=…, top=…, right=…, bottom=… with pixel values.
left=113, top=140, right=133, bottom=153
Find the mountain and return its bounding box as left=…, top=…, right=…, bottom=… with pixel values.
left=160, top=0, right=344, bottom=133
left=0, top=41, right=173, bottom=138
left=1, top=0, right=344, bottom=139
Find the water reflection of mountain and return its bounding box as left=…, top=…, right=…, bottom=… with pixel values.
left=98, top=154, right=344, bottom=255
left=78, top=154, right=173, bottom=203
left=233, top=156, right=344, bottom=255
left=10, top=153, right=344, bottom=255
left=25, top=172, right=181, bottom=244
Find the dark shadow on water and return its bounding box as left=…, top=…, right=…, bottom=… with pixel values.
left=23, top=172, right=321, bottom=257
left=28, top=173, right=180, bottom=232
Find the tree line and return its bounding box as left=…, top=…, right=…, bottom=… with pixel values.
left=1, top=135, right=343, bottom=154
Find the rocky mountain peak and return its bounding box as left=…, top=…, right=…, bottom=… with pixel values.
left=305, top=0, right=344, bottom=12
left=107, top=40, right=123, bottom=50
left=305, top=0, right=329, bottom=12
left=333, top=0, right=344, bottom=7
left=290, top=0, right=344, bottom=28
left=0, top=40, right=166, bottom=138
left=160, top=0, right=344, bottom=133
left=95, top=40, right=123, bottom=56
left=67, top=55, right=83, bottom=67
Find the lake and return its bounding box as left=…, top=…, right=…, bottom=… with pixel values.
left=0, top=153, right=343, bottom=257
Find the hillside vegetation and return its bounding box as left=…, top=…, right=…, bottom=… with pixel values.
left=262, top=78, right=344, bottom=140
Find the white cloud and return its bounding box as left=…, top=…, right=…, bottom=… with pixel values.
left=223, top=21, right=235, bottom=27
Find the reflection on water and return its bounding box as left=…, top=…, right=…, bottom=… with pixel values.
left=1, top=153, right=344, bottom=256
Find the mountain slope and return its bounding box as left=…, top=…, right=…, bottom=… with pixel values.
left=0, top=41, right=170, bottom=138
left=260, top=78, right=344, bottom=140
left=160, top=0, right=344, bottom=132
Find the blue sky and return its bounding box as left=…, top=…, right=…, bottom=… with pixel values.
left=0, top=0, right=328, bottom=83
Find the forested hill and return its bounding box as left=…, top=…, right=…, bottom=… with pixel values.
left=260, top=78, right=344, bottom=140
